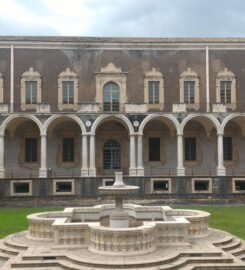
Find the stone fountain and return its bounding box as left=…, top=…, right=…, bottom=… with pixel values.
left=0, top=172, right=245, bottom=269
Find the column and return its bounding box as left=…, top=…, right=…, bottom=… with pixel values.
left=129, top=134, right=136, bottom=176
left=137, top=134, right=144, bottom=176
left=0, top=135, right=5, bottom=178
left=81, top=134, right=88, bottom=177
left=217, top=133, right=226, bottom=176
left=39, top=134, right=47, bottom=178
left=177, top=133, right=185, bottom=176
left=89, top=134, right=96, bottom=176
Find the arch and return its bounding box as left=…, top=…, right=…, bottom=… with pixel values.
left=180, top=114, right=221, bottom=134
left=44, top=114, right=86, bottom=135
left=220, top=113, right=245, bottom=134
left=91, top=114, right=134, bottom=135
left=0, top=114, right=44, bottom=136
left=138, top=114, right=180, bottom=135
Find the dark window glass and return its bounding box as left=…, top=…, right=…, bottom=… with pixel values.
left=56, top=182, right=72, bottom=192
left=63, top=138, right=74, bottom=162
left=184, top=81, right=195, bottom=104
left=62, top=81, right=74, bottom=104
left=185, top=137, right=196, bottom=161
left=194, top=180, right=209, bottom=191
left=153, top=180, right=169, bottom=191
left=25, top=138, right=37, bottom=162
left=103, top=140, right=120, bottom=170
left=149, top=137, right=160, bottom=161
left=220, top=81, right=231, bottom=104
left=148, top=81, right=159, bottom=104
left=25, top=81, right=37, bottom=104
left=235, top=181, right=245, bottom=191
left=103, top=82, right=119, bottom=112
left=223, top=136, right=232, bottom=161
left=14, top=183, right=30, bottom=193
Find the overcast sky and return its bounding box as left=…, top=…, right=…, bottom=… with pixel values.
left=1, top=0, right=245, bottom=37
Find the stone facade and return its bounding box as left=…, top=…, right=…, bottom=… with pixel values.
left=0, top=37, right=245, bottom=200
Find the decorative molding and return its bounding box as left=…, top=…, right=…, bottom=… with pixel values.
left=144, top=68, right=164, bottom=110
left=21, top=67, right=42, bottom=111
left=216, top=67, right=236, bottom=110
left=58, top=68, right=78, bottom=111
left=95, top=62, right=127, bottom=107
left=179, top=67, right=199, bottom=110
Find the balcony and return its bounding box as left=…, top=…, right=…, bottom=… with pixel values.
left=21, top=103, right=50, bottom=113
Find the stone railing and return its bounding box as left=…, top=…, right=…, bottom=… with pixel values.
left=167, top=210, right=210, bottom=238
left=88, top=222, right=156, bottom=255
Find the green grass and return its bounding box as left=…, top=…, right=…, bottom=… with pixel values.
left=174, top=205, right=245, bottom=240
left=0, top=208, right=62, bottom=238
left=0, top=206, right=244, bottom=240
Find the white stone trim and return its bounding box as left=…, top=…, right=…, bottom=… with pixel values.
left=216, top=68, right=236, bottom=110
left=232, top=178, right=245, bottom=193
left=10, top=180, right=32, bottom=196
left=191, top=178, right=212, bottom=193
left=144, top=68, right=164, bottom=110
left=95, top=63, right=127, bottom=109
left=21, top=67, right=41, bottom=111
left=0, top=73, right=3, bottom=103
left=179, top=68, right=200, bottom=110
left=151, top=178, right=172, bottom=194
left=58, top=68, right=78, bottom=111
left=53, top=179, right=75, bottom=195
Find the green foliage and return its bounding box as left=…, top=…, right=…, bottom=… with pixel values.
left=0, top=208, right=62, bottom=238
left=0, top=206, right=244, bottom=240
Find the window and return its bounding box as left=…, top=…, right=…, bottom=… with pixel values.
left=63, top=138, right=74, bottom=162
left=58, top=68, right=78, bottom=111
left=151, top=178, right=171, bottom=193
left=185, top=137, right=196, bottom=161
left=10, top=180, right=32, bottom=196
left=144, top=68, right=164, bottom=109
left=149, top=137, right=160, bottom=161
left=232, top=178, right=245, bottom=193
left=179, top=68, right=199, bottom=110
left=21, top=68, right=41, bottom=111
left=148, top=81, right=159, bottom=104
left=216, top=68, right=236, bottom=109
left=25, top=138, right=37, bottom=162
left=56, top=181, right=72, bottom=192
left=103, top=140, right=120, bottom=170
left=184, top=81, right=195, bottom=104
left=62, top=81, right=74, bottom=104
left=192, top=178, right=212, bottom=193
left=223, top=137, right=232, bottom=161
left=103, top=82, right=120, bottom=112
left=25, top=81, right=37, bottom=104
left=53, top=179, right=75, bottom=195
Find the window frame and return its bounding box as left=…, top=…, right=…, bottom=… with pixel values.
left=62, top=137, right=75, bottom=163
left=10, top=180, right=32, bottom=196
left=191, top=178, right=212, bottom=193
left=103, top=139, right=121, bottom=171
left=25, top=137, right=38, bottom=163
left=21, top=67, right=41, bottom=111
left=184, top=137, right=197, bottom=161
left=58, top=68, right=78, bottom=111
left=103, top=81, right=120, bottom=112
left=151, top=178, right=172, bottom=194
left=179, top=68, right=199, bottom=110
left=53, top=179, right=75, bottom=195
left=216, top=68, right=236, bottom=110
left=232, top=178, right=245, bottom=193
left=148, top=137, right=161, bottom=162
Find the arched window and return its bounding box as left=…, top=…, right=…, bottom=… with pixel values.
left=103, top=140, right=120, bottom=170
left=103, top=82, right=119, bottom=112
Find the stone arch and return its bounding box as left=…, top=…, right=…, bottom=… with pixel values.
left=138, top=114, right=180, bottom=135
left=0, top=114, right=44, bottom=136
left=220, top=113, right=245, bottom=134
left=44, top=114, right=86, bottom=135
left=90, top=114, right=134, bottom=135
left=180, top=114, right=221, bottom=135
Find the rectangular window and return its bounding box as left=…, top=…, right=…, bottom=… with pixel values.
left=184, top=81, right=195, bottom=104
left=194, top=180, right=209, bottom=191
left=220, top=81, right=231, bottom=104
left=63, top=138, right=74, bottom=162
left=149, top=137, right=160, bottom=161
left=56, top=181, right=72, bottom=193
left=223, top=136, right=233, bottom=161
left=185, top=137, right=196, bottom=161
left=153, top=180, right=169, bottom=191
left=62, top=81, right=74, bottom=104
left=235, top=180, right=245, bottom=191
left=148, top=81, right=160, bottom=104
left=14, top=182, right=30, bottom=193
left=25, top=81, right=37, bottom=104
left=25, top=138, right=37, bottom=162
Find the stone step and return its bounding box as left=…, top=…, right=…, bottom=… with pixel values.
left=213, top=235, right=233, bottom=247
left=237, top=253, right=245, bottom=261
left=0, top=242, right=20, bottom=256
left=231, top=245, right=245, bottom=256
left=222, top=238, right=241, bottom=251
left=4, top=237, right=28, bottom=251
left=0, top=251, right=12, bottom=260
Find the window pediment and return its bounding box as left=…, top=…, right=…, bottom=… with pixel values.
left=21, top=67, right=41, bottom=79
left=145, top=68, right=163, bottom=78
left=180, top=67, right=198, bottom=78
left=99, top=62, right=124, bottom=74
left=216, top=68, right=235, bottom=79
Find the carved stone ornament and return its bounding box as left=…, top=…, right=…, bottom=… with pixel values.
left=21, top=67, right=41, bottom=78
left=216, top=67, right=235, bottom=78
left=145, top=68, right=163, bottom=78
left=180, top=67, right=198, bottom=78
left=58, top=68, right=78, bottom=78
left=100, top=63, right=122, bottom=73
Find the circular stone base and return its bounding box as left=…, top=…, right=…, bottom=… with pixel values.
left=110, top=211, right=129, bottom=228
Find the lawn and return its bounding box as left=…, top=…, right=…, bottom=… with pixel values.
left=0, top=206, right=244, bottom=240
